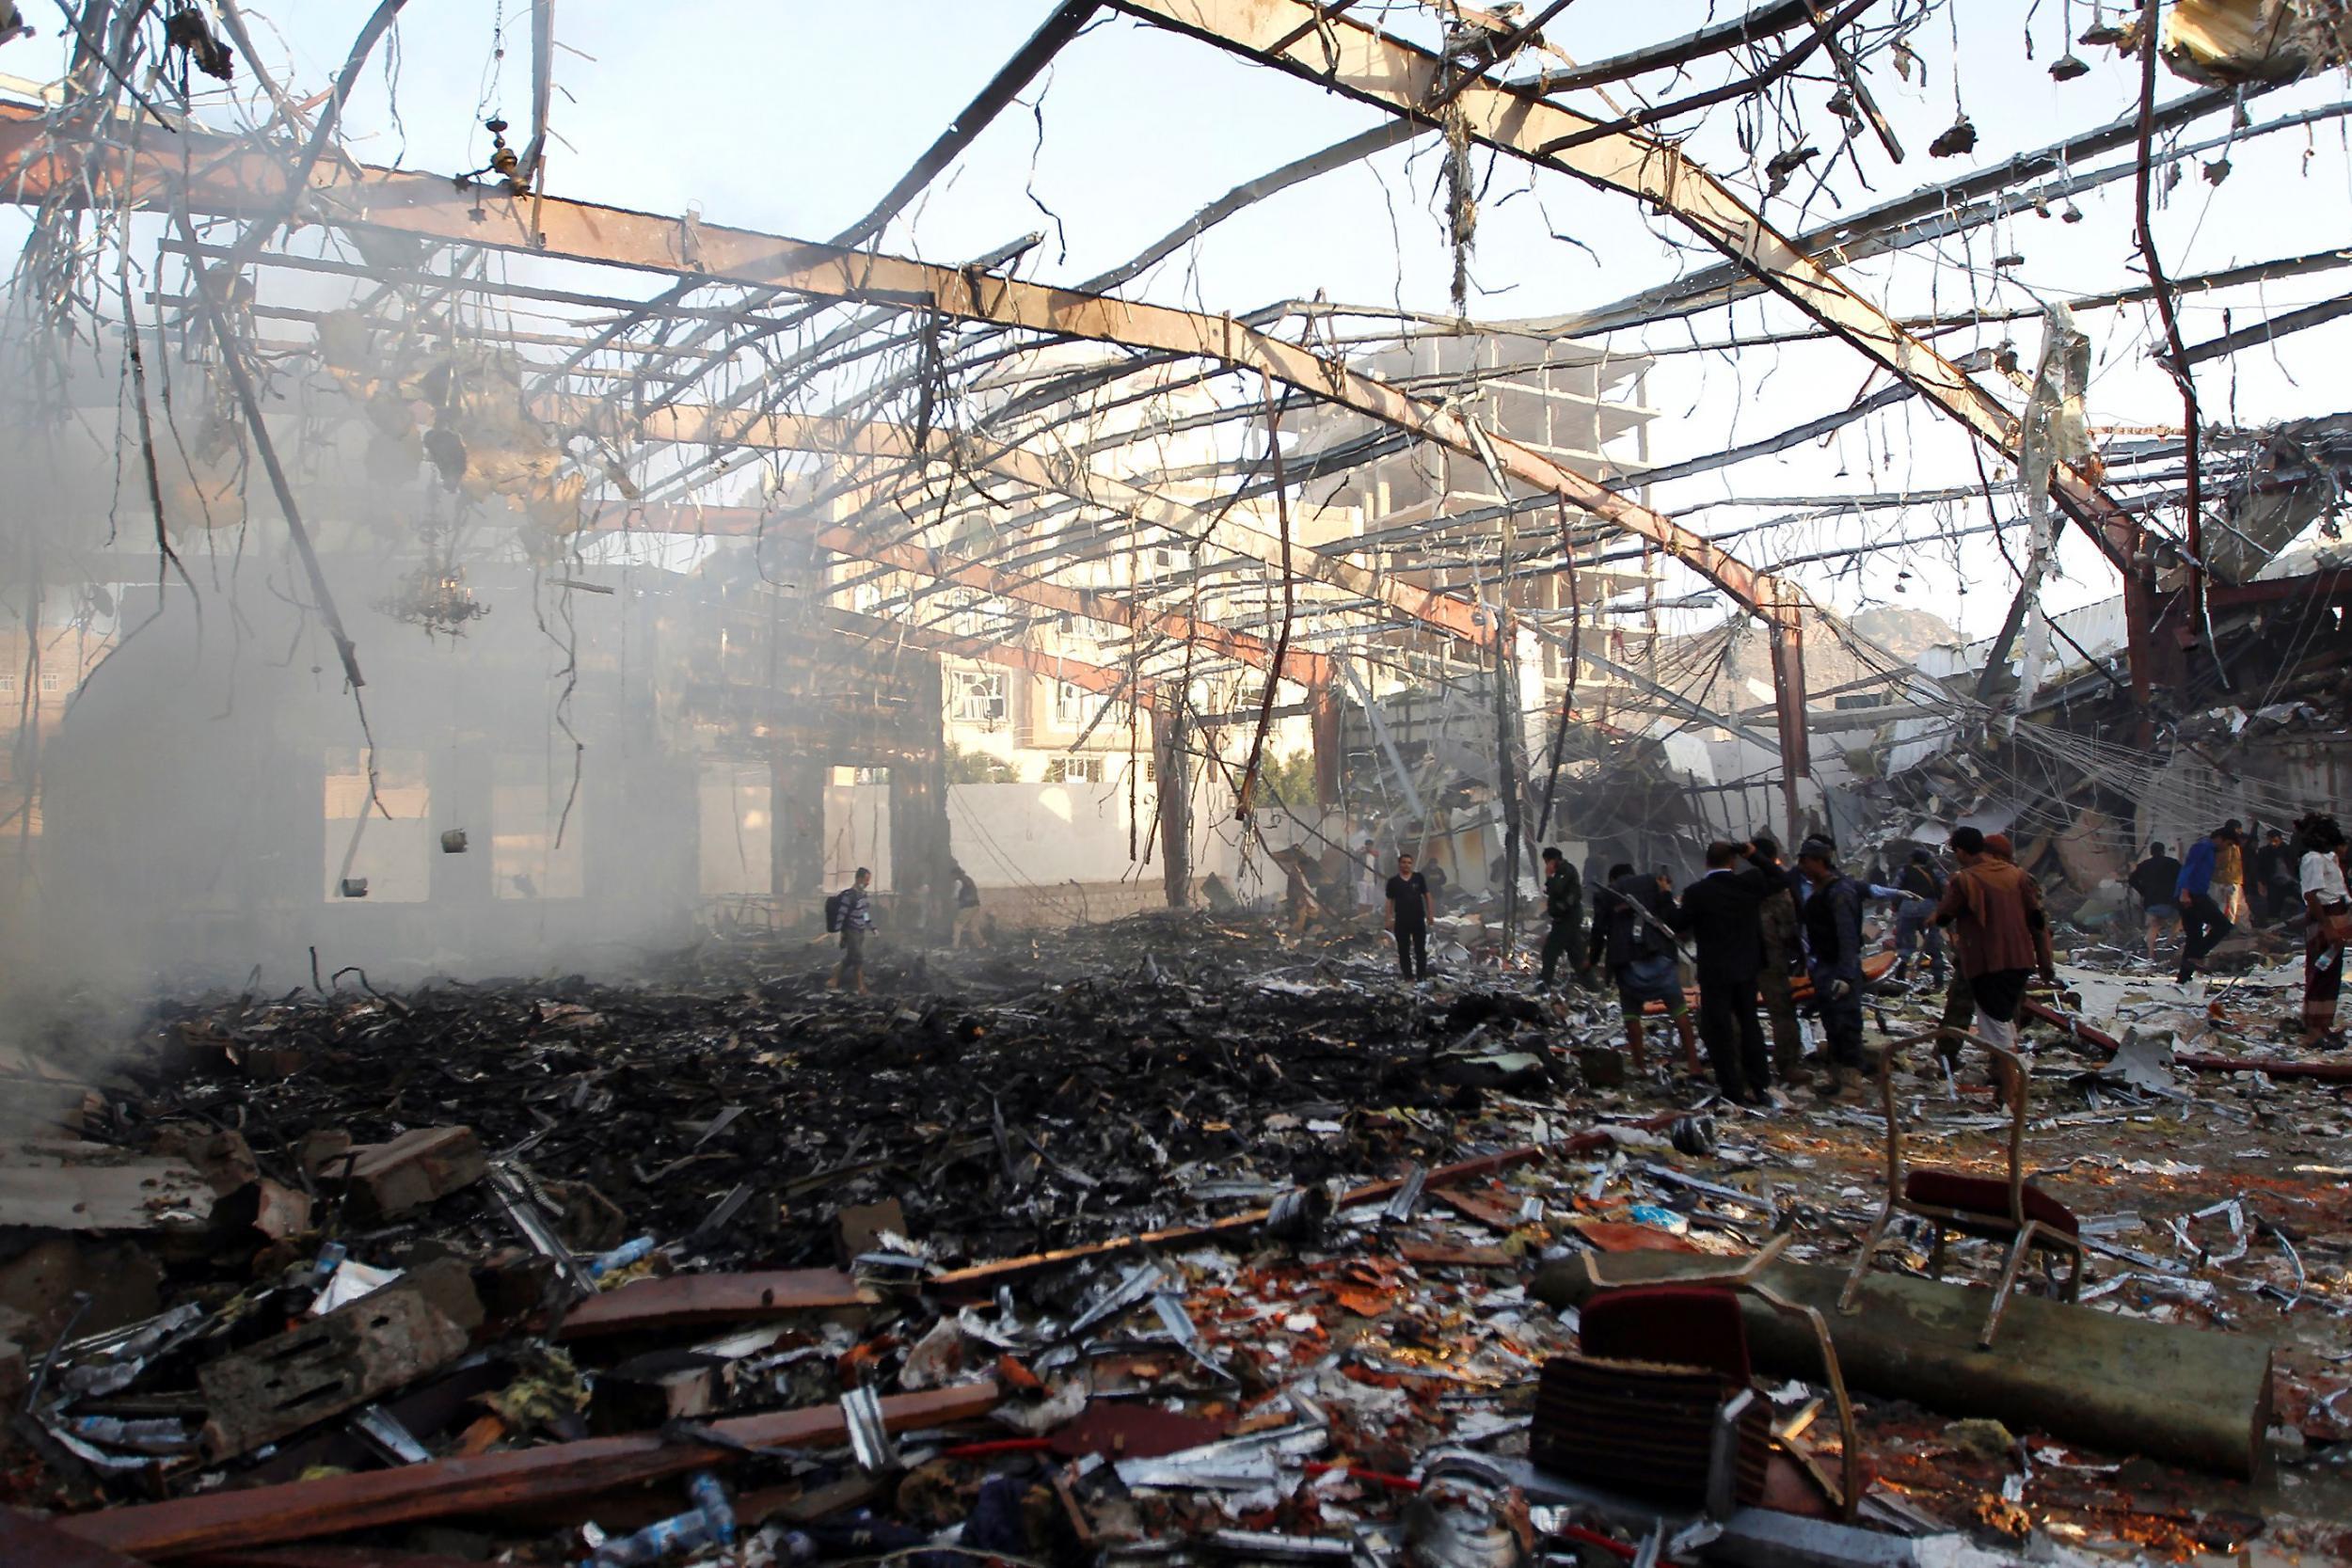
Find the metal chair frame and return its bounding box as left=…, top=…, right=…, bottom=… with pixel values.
left=1836, top=1029, right=2086, bottom=1348
left=1582, top=1235, right=1860, bottom=1521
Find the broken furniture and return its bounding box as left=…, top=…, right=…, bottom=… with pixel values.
left=1533, top=1247, right=2275, bottom=1480
left=1541, top=1234, right=1859, bottom=1522
left=1837, top=1031, right=2085, bottom=1346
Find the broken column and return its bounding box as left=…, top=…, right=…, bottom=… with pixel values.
left=769, top=749, right=826, bottom=905
left=1155, top=704, right=1191, bottom=908
left=1311, top=677, right=1343, bottom=809
left=887, top=657, right=951, bottom=943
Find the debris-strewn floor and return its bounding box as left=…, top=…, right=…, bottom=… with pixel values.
left=3, top=910, right=2350, bottom=1565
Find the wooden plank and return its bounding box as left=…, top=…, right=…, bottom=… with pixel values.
left=556, top=1270, right=877, bottom=1340
left=2022, top=997, right=2352, bottom=1083
left=0, top=1508, right=158, bottom=1568
left=1566, top=1218, right=1705, bottom=1255
left=58, top=1382, right=1002, bottom=1560
left=928, top=1147, right=1546, bottom=1291
left=1429, top=1186, right=1522, bottom=1232
left=186, top=1551, right=483, bottom=1568
left=1397, top=1242, right=1515, bottom=1269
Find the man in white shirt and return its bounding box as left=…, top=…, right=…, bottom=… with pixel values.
left=2297, top=816, right=2349, bottom=1048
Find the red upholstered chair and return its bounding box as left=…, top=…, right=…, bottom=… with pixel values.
left=1581, top=1282, right=1754, bottom=1386
left=1838, top=1031, right=2086, bottom=1347
left=1539, top=1238, right=1860, bottom=1522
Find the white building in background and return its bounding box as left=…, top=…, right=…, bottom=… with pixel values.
left=709, top=332, right=1664, bottom=922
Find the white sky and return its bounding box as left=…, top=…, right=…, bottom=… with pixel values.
left=13, top=2, right=2352, bottom=642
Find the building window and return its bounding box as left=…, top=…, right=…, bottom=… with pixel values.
left=38, top=672, right=59, bottom=694
left=1053, top=680, right=1089, bottom=728
left=0, top=674, right=15, bottom=695
left=950, top=670, right=1009, bottom=727
left=323, top=748, right=432, bottom=902
left=493, top=753, right=585, bottom=900
left=1044, top=756, right=1105, bottom=784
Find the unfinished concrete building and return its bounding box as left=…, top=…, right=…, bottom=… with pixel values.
left=3, top=2, right=2352, bottom=1562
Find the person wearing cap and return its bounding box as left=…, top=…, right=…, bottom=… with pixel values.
left=2174, top=825, right=2239, bottom=985
left=1935, top=826, right=2056, bottom=1053
left=1588, top=863, right=1701, bottom=1075
left=1796, top=836, right=1868, bottom=1094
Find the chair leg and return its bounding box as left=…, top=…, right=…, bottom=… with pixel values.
left=2061, top=1242, right=2086, bottom=1303
left=1837, top=1215, right=1891, bottom=1315
left=1927, top=1225, right=1948, bottom=1281
left=1980, top=1223, right=2042, bottom=1350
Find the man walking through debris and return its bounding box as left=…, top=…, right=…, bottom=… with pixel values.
left=2175, top=823, right=2240, bottom=985
left=1893, top=847, right=1947, bottom=986
left=1589, top=863, right=1699, bottom=1074
left=1536, top=847, right=1587, bottom=990
left=833, top=866, right=876, bottom=993
left=2296, top=814, right=2350, bottom=1048
left=2255, top=827, right=2299, bottom=926
left=1385, top=851, right=1434, bottom=981
left=950, top=862, right=984, bottom=950
left=1672, top=841, right=1773, bottom=1105
left=1745, top=835, right=1807, bottom=1087
left=1796, top=837, right=1867, bottom=1095
left=1935, top=826, right=2056, bottom=1053
left=2131, top=840, right=2182, bottom=961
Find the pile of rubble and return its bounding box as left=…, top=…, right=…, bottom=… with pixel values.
left=1, top=911, right=2348, bottom=1565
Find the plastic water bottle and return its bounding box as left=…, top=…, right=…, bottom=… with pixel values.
left=687, top=1472, right=735, bottom=1545
left=580, top=1507, right=716, bottom=1567
left=586, top=1235, right=659, bottom=1277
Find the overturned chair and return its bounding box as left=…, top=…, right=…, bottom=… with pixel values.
left=1534, top=1236, right=1860, bottom=1523
left=1838, top=1030, right=2086, bottom=1348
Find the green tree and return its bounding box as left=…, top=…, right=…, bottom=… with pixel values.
left=947, top=744, right=1019, bottom=784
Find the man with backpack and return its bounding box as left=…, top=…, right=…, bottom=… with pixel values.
left=827, top=867, right=876, bottom=993
left=1588, top=863, right=1700, bottom=1075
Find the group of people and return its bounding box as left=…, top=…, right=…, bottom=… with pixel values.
left=1485, top=824, right=2063, bottom=1103
left=2133, top=815, right=2352, bottom=1047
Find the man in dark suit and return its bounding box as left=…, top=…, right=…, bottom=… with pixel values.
left=1672, top=840, right=1773, bottom=1105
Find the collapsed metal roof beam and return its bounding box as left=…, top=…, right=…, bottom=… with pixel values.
left=0, top=99, right=1823, bottom=832
left=568, top=394, right=1462, bottom=653
left=1535, top=81, right=2271, bottom=341
left=834, top=1, right=1101, bottom=252
left=1107, top=0, right=2137, bottom=573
